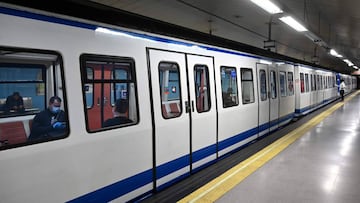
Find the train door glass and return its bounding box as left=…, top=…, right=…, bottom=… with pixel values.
left=259, top=70, right=267, bottom=101
left=305, top=74, right=309, bottom=92
left=194, top=65, right=211, bottom=112
left=257, top=63, right=269, bottom=137
left=0, top=47, right=68, bottom=150
left=287, top=72, right=294, bottom=95
left=80, top=54, right=138, bottom=132
left=270, top=71, right=277, bottom=99
left=269, top=68, right=279, bottom=130
left=159, top=63, right=182, bottom=118
left=279, top=71, right=287, bottom=97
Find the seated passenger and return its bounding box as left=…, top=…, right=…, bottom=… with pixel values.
left=103, top=99, right=133, bottom=127
left=4, top=92, right=25, bottom=113
left=28, top=96, right=67, bottom=141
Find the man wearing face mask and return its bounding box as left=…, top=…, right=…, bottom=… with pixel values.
left=28, top=96, right=67, bottom=141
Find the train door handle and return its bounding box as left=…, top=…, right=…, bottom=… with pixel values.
left=191, top=100, right=194, bottom=112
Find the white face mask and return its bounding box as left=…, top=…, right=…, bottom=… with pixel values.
left=52, top=106, right=61, bottom=113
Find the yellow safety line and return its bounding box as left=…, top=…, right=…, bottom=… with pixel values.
left=178, top=91, right=360, bottom=203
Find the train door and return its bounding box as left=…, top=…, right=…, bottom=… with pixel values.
left=269, top=65, right=279, bottom=132
left=256, top=63, right=270, bottom=137
left=148, top=49, right=190, bottom=190
left=85, top=64, right=113, bottom=130
left=186, top=54, right=217, bottom=171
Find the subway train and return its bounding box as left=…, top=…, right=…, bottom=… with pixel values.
left=0, top=2, right=357, bottom=202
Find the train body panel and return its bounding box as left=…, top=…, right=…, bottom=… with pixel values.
left=0, top=4, right=357, bottom=202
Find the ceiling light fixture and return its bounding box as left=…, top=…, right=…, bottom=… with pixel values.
left=343, top=59, right=354, bottom=67
left=250, top=0, right=283, bottom=14
left=260, top=59, right=272, bottom=64
left=330, top=49, right=343, bottom=58
left=279, top=16, right=308, bottom=32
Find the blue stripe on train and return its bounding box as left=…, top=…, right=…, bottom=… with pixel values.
left=67, top=169, right=153, bottom=203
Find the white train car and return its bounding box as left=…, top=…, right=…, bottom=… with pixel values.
left=295, top=66, right=341, bottom=116
left=0, top=3, right=356, bottom=202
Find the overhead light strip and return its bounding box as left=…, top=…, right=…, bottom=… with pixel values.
left=250, top=0, right=283, bottom=14
left=330, top=49, right=343, bottom=58
left=279, top=16, right=308, bottom=32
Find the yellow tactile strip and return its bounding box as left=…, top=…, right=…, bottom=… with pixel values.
left=178, top=91, right=359, bottom=203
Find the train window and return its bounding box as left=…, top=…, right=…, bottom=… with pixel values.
left=311, top=75, right=315, bottom=91
left=0, top=47, right=68, bottom=150
left=259, top=70, right=267, bottom=101
left=241, top=68, right=254, bottom=104
left=80, top=54, right=138, bottom=132
left=279, top=71, right=287, bottom=97
left=159, top=62, right=182, bottom=119
left=194, top=65, right=211, bottom=113
left=221, top=66, right=239, bottom=107
left=305, top=73, right=309, bottom=92
left=287, top=72, right=294, bottom=96
left=270, top=71, right=277, bottom=99
left=300, top=73, right=305, bottom=93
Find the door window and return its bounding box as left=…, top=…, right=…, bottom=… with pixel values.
left=159, top=62, right=182, bottom=119
left=194, top=65, right=211, bottom=113
left=270, top=71, right=277, bottom=99
left=259, top=70, right=267, bottom=101
left=279, top=71, right=287, bottom=97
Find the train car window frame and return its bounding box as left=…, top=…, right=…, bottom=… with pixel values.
left=305, top=73, right=309, bottom=92
left=80, top=54, right=139, bottom=133
left=0, top=46, right=69, bottom=150
left=158, top=61, right=182, bottom=119
left=279, top=71, right=287, bottom=97
left=194, top=64, right=211, bottom=113
left=270, top=70, right=277, bottom=99
left=259, top=69, right=267, bottom=101
left=300, top=73, right=305, bottom=93
left=221, top=66, right=239, bottom=108
left=240, top=68, right=255, bottom=104
left=287, top=72, right=294, bottom=96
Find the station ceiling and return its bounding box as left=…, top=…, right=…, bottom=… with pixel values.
left=89, top=0, right=360, bottom=74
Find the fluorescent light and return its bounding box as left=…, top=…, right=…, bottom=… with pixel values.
left=353, top=66, right=359, bottom=69
left=279, top=16, right=308, bottom=32
left=343, top=59, right=354, bottom=67
left=260, top=59, right=272, bottom=65
left=251, top=0, right=283, bottom=14
left=330, top=49, right=343, bottom=58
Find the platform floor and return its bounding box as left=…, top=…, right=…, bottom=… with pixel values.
left=142, top=91, right=360, bottom=203
left=215, top=91, right=360, bottom=203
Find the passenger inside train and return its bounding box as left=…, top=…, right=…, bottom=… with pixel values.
left=103, top=99, right=133, bottom=127
left=28, top=96, right=67, bottom=141
left=4, top=92, right=25, bottom=114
